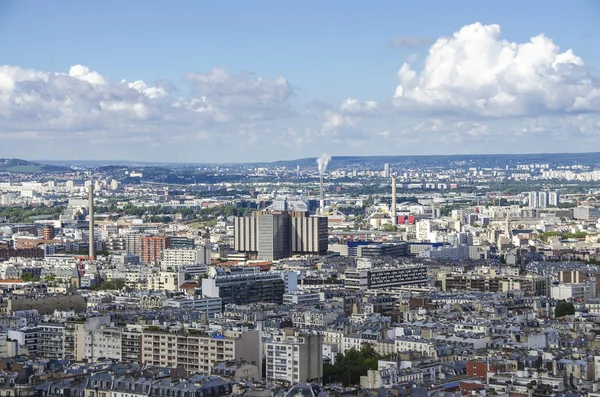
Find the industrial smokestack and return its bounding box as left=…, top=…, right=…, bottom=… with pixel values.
left=320, top=174, right=324, bottom=215
left=391, top=174, right=397, bottom=224
left=88, top=182, right=95, bottom=259
left=316, top=154, right=331, bottom=215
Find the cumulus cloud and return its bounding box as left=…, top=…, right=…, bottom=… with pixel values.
left=340, top=98, right=378, bottom=113
left=0, top=64, right=296, bottom=140
left=184, top=68, right=294, bottom=119
left=320, top=110, right=369, bottom=140
left=394, top=22, right=600, bottom=117
left=388, top=36, right=431, bottom=48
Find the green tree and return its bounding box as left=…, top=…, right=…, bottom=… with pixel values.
left=20, top=272, right=39, bottom=282
left=382, top=224, right=397, bottom=232
left=323, top=344, right=380, bottom=386
left=555, top=300, right=575, bottom=317
left=97, top=278, right=127, bottom=290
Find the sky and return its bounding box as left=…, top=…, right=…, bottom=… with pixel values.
left=1, top=0, right=600, bottom=163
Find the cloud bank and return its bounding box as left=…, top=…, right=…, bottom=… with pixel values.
left=2, top=22, right=600, bottom=161
left=393, top=22, right=600, bottom=117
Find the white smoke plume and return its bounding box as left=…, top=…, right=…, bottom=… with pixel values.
left=316, top=154, right=331, bottom=175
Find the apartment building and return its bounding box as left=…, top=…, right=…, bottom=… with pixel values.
left=124, top=233, right=141, bottom=255
left=140, top=236, right=171, bottom=264
left=345, top=264, right=428, bottom=291
left=291, top=309, right=338, bottom=327
left=161, top=246, right=211, bottom=269
left=145, top=272, right=180, bottom=291
left=265, top=332, right=323, bottom=384
left=202, top=268, right=288, bottom=308
left=84, top=326, right=123, bottom=362
left=37, top=323, right=64, bottom=359
left=395, top=337, right=437, bottom=357
left=7, top=327, right=38, bottom=356
left=165, top=296, right=222, bottom=317
left=122, top=326, right=143, bottom=364
left=141, top=330, right=236, bottom=374
left=283, top=291, right=321, bottom=306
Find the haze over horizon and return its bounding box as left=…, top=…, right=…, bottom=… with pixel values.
left=2, top=0, right=600, bottom=162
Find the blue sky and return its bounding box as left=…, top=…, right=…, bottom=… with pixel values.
left=1, top=0, right=600, bottom=162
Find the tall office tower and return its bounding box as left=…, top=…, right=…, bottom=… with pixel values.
left=538, top=191, right=549, bottom=208
left=88, top=182, right=95, bottom=259
left=391, top=174, right=397, bottom=224
left=528, top=191, right=539, bottom=208
left=258, top=212, right=292, bottom=261
left=234, top=216, right=258, bottom=253
left=383, top=163, right=390, bottom=178
left=234, top=210, right=328, bottom=260
left=290, top=214, right=328, bottom=255
left=549, top=191, right=560, bottom=206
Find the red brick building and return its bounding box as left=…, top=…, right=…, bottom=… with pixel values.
left=467, top=360, right=507, bottom=381
left=140, top=236, right=171, bottom=264
left=459, top=381, right=485, bottom=395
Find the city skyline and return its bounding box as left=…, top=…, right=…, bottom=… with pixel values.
left=2, top=0, right=600, bottom=162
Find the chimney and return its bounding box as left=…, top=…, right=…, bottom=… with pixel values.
left=89, top=181, right=95, bottom=259
left=319, top=174, right=324, bottom=215
left=391, top=174, right=397, bottom=224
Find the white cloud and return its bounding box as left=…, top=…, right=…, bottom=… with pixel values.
left=320, top=110, right=369, bottom=140
left=69, top=65, right=107, bottom=86
left=322, top=111, right=358, bottom=132
left=4, top=22, right=600, bottom=162
left=394, top=22, right=600, bottom=117
left=0, top=64, right=296, bottom=141
left=340, top=98, right=378, bottom=113
left=184, top=68, right=294, bottom=119
left=123, top=80, right=168, bottom=99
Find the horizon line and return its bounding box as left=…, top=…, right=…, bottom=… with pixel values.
left=24, top=150, right=600, bottom=166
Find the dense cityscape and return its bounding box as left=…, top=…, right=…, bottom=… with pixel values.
left=0, top=152, right=600, bottom=396
left=4, top=0, right=600, bottom=396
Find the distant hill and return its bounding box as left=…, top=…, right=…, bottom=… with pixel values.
left=0, top=158, right=71, bottom=173
left=32, top=151, right=600, bottom=170
left=267, top=153, right=600, bottom=169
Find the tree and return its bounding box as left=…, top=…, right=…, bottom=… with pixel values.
left=20, top=272, right=39, bottom=282
left=323, top=344, right=381, bottom=386
left=382, top=224, right=397, bottom=232
left=555, top=300, right=575, bottom=317
left=97, top=278, right=127, bottom=290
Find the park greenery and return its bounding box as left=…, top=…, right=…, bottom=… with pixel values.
left=323, top=345, right=380, bottom=386
left=0, top=205, right=65, bottom=223
left=20, top=273, right=58, bottom=282
left=93, top=278, right=127, bottom=291
left=94, top=203, right=258, bottom=223
left=555, top=301, right=575, bottom=317
left=538, top=231, right=588, bottom=242
left=56, top=248, right=111, bottom=256
left=20, top=272, right=40, bottom=282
